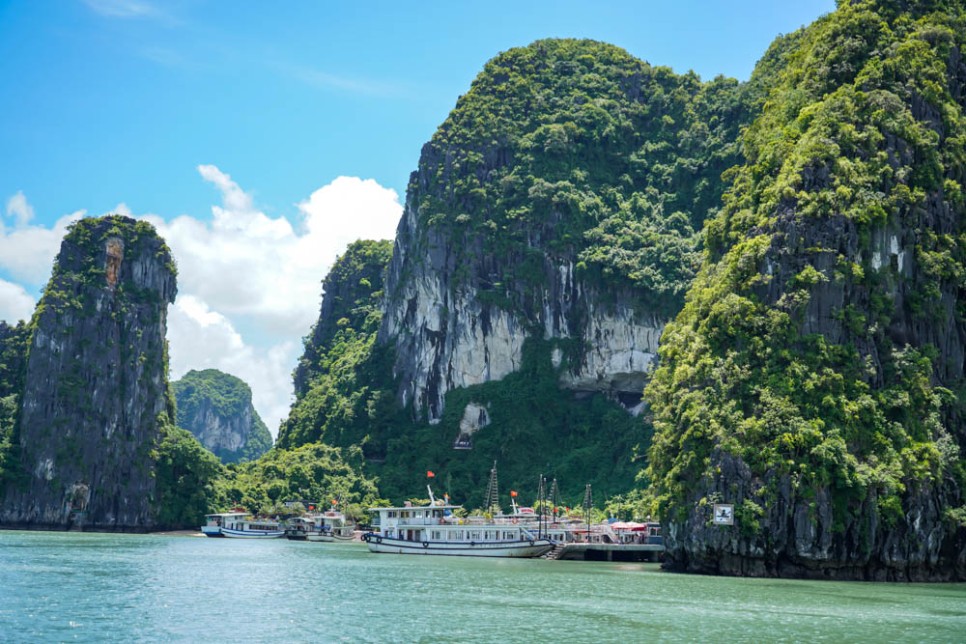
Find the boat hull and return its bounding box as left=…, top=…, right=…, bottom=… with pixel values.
left=306, top=533, right=334, bottom=543
left=363, top=535, right=553, bottom=558
left=220, top=527, right=285, bottom=539
left=201, top=526, right=224, bottom=538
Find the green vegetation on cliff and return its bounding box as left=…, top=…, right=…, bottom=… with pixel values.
left=0, top=321, right=30, bottom=493
left=414, top=38, right=752, bottom=313
left=214, top=443, right=380, bottom=521
left=646, top=0, right=966, bottom=562
left=277, top=240, right=393, bottom=450
left=372, top=338, right=650, bottom=510
left=154, top=424, right=226, bottom=528
left=173, top=369, right=272, bottom=463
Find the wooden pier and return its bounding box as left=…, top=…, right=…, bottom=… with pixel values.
left=546, top=542, right=664, bottom=562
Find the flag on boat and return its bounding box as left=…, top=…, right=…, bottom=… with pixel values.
left=427, top=471, right=435, bottom=478
left=510, top=490, right=518, bottom=497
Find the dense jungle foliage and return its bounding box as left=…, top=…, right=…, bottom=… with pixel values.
left=154, top=423, right=226, bottom=527
left=214, top=443, right=380, bottom=522
left=0, top=321, right=29, bottom=494
left=173, top=368, right=272, bottom=463
left=368, top=338, right=651, bottom=510
left=411, top=38, right=754, bottom=315
left=276, top=240, right=393, bottom=451
left=647, top=0, right=966, bottom=529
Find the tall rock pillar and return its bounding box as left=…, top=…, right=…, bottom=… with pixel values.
left=0, top=215, right=177, bottom=530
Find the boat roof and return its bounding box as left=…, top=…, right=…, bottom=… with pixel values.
left=368, top=503, right=462, bottom=512
left=205, top=511, right=249, bottom=518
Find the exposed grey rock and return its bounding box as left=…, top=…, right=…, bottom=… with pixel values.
left=380, top=191, right=664, bottom=423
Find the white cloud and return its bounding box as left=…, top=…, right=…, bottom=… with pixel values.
left=0, top=192, right=84, bottom=286
left=149, top=167, right=402, bottom=437
left=0, top=279, right=35, bottom=324
left=146, top=167, right=401, bottom=338
left=6, top=191, right=35, bottom=227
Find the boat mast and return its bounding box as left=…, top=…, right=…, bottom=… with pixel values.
left=484, top=461, right=501, bottom=515
left=537, top=475, right=547, bottom=538
left=550, top=478, right=560, bottom=522
left=583, top=483, right=592, bottom=541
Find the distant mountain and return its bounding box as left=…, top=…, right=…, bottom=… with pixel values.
left=173, top=369, right=272, bottom=464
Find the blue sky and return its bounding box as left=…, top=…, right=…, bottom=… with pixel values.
left=0, top=0, right=836, bottom=434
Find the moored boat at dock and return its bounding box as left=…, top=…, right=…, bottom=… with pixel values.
left=362, top=477, right=553, bottom=558
left=363, top=501, right=553, bottom=557
left=201, top=509, right=284, bottom=539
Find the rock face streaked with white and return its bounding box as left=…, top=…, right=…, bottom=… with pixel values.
left=380, top=187, right=665, bottom=423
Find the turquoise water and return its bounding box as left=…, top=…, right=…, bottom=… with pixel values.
left=1, top=531, right=965, bottom=643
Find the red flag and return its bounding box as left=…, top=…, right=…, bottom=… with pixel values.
left=427, top=471, right=435, bottom=478
left=308, top=505, right=315, bottom=510
left=510, top=490, right=518, bottom=497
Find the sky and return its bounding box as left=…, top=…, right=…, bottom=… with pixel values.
left=0, top=0, right=837, bottom=437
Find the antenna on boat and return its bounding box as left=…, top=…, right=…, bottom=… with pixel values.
left=427, top=485, right=437, bottom=505
left=583, top=484, right=593, bottom=540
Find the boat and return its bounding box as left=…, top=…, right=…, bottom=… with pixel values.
left=284, top=516, right=317, bottom=541
left=286, top=502, right=357, bottom=542
left=362, top=482, right=554, bottom=558
left=201, top=509, right=284, bottom=539
left=319, top=507, right=356, bottom=541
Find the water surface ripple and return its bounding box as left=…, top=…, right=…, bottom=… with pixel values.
left=1, top=531, right=964, bottom=642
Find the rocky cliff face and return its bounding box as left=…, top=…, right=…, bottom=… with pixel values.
left=381, top=226, right=664, bottom=420
left=646, top=0, right=966, bottom=581
left=0, top=215, right=177, bottom=531
left=173, top=369, right=272, bottom=464
left=379, top=39, right=749, bottom=424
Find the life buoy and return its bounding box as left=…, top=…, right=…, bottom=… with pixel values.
left=528, top=539, right=534, bottom=546
left=423, top=541, right=429, bottom=548
left=470, top=541, right=475, bottom=547
left=375, top=536, right=382, bottom=544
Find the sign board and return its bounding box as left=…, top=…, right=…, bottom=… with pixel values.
left=713, top=503, right=734, bottom=526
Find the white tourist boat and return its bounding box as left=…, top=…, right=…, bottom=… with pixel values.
left=363, top=488, right=554, bottom=557
left=286, top=504, right=356, bottom=542
left=201, top=509, right=284, bottom=539
left=314, top=507, right=356, bottom=541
